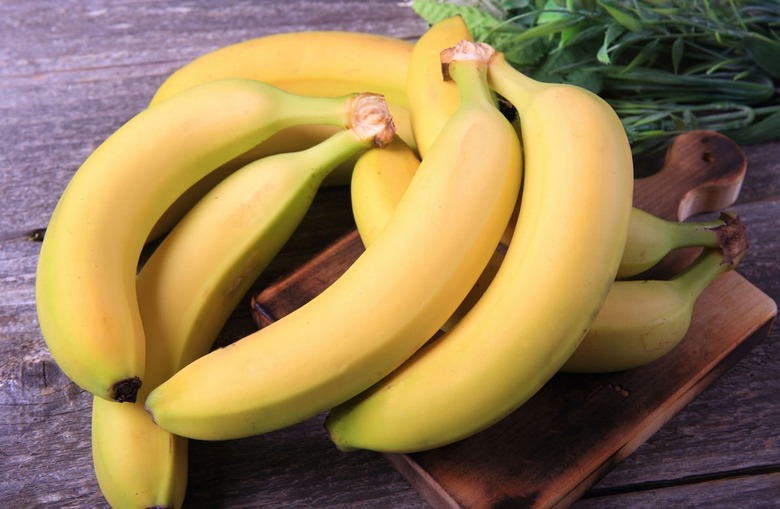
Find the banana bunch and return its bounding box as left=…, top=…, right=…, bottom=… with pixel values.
left=34, top=16, right=752, bottom=508
left=91, top=96, right=394, bottom=508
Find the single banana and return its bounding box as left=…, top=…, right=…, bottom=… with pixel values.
left=324, top=42, right=634, bottom=453
left=36, top=79, right=365, bottom=402
left=150, top=31, right=412, bottom=107
left=561, top=242, right=747, bottom=373
left=90, top=102, right=391, bottom=508
left=407, top=15, right=474, bottom=157
left=144, top=42, right=522, bottom=441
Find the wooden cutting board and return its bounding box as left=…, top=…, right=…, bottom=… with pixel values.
left=250, top=130, right=777, bottom=508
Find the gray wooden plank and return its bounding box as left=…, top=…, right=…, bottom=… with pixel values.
left=574, top=472, right=780, bottom=509
left=0, top=1, right=778, bottom=507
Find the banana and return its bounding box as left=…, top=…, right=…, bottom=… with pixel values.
left=144, top=42, right=522, bottom=441
left=36, top=79, right=366, bottom=402
left=150, top=31, right=412, bottom=107
left=617, top=207, right=742, bottom=278
left=90, top=102, right=391, bottom=508
left=145, top=31, right=418, bottom=242
left=561, top=241, right=747, bottom=373
left=350, top=138, right=420, bottom=245
left=324, top=42, right=634, bottom=453
left=407, top=15, right=474, bottom=157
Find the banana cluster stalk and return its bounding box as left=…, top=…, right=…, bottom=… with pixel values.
left=34, top=17, right=755, bottom=507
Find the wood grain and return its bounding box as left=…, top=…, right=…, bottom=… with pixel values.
left=0, top=2, right=778, bottom=508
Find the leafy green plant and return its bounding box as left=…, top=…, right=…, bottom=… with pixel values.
left=412, top=0, right=780, bottom=158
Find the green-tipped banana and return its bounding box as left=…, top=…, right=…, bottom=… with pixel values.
left=325, top=42, right=634, bottom=453
left=144, top=42, right=521, bottom=442
left=91, top=96, right=392, bottom=509
left=562, top=239, right=748, bottom=373
left=618, top=207, right=743, bottom=278
left=36, top=79, right=362, bottom=402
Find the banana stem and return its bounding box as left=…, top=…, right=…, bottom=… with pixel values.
left=670, top=247, right=736, bottom=302
left=440, top=41, right=496, bottom=106
left=347, top=93, right=396, bottom=147
left=665, top=211, right=746, bottom=258
left=671, top=212, right=748, bottom=299
left=485, top=51, right=548, bottom=112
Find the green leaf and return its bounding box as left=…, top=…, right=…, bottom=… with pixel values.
left=411, top=0, right=501, bottom=28
left=597, top=23, right=626, bottom=64
left=506, top=16, right=582, bottom=43
left=671, top=36, right=684, bottom=74
left=500, top=37, right=551, bottom=67
left=724, top=108, right=780, bottom=145
left=531, top=44, right=603, bottom=92
left=596, top=1, right=642, bottom=32
left=743, top=33, right=780, bottom=79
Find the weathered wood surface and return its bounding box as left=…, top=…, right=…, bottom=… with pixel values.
left=0, top=1, right=777, bottom=508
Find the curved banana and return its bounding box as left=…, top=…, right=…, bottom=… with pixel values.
left=90, top=102, right=391, bottom=508
left=562, top=242, right=747, bottom=373
left=144, top=42, right=522, bottom=441
left=150, top=31, right=412, bottom=107
left=36, top=79, right=364, bottom=402
left=407, top=16, right=473, bottom=157
left=324, top=42, right=634, bottom=453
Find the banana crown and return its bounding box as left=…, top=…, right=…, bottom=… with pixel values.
left=347, top=93, right=396, bottom=147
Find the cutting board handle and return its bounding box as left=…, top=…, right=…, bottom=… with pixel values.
left=634, top=130, right=746, bottom=221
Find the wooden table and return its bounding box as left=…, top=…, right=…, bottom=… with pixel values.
left=1, top=2, right=778, bottom=507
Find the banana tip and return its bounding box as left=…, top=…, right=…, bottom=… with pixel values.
left=110, top=376, right=142, bottom=403
left=715, top=211, right=749, bottom=267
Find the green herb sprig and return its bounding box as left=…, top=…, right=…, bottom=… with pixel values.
left=411, top=0, right=780, bottom=159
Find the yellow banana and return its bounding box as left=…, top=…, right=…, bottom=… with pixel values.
left=350, top=138, right=420, bottom=245
left=150, top=31, right=412, bottom=107
left=324, top=42, right=634, bottom=453
left=561, top=242, right=747, bottom=373
left=407, top=16, right=473, bottom=157
left=90, top=102, right=391, bottom=508
left=145, top=30, right=418, bottom=242
left=144, top=42, right=522, bottom=441
left=36, top=79, right=365, bottom=402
